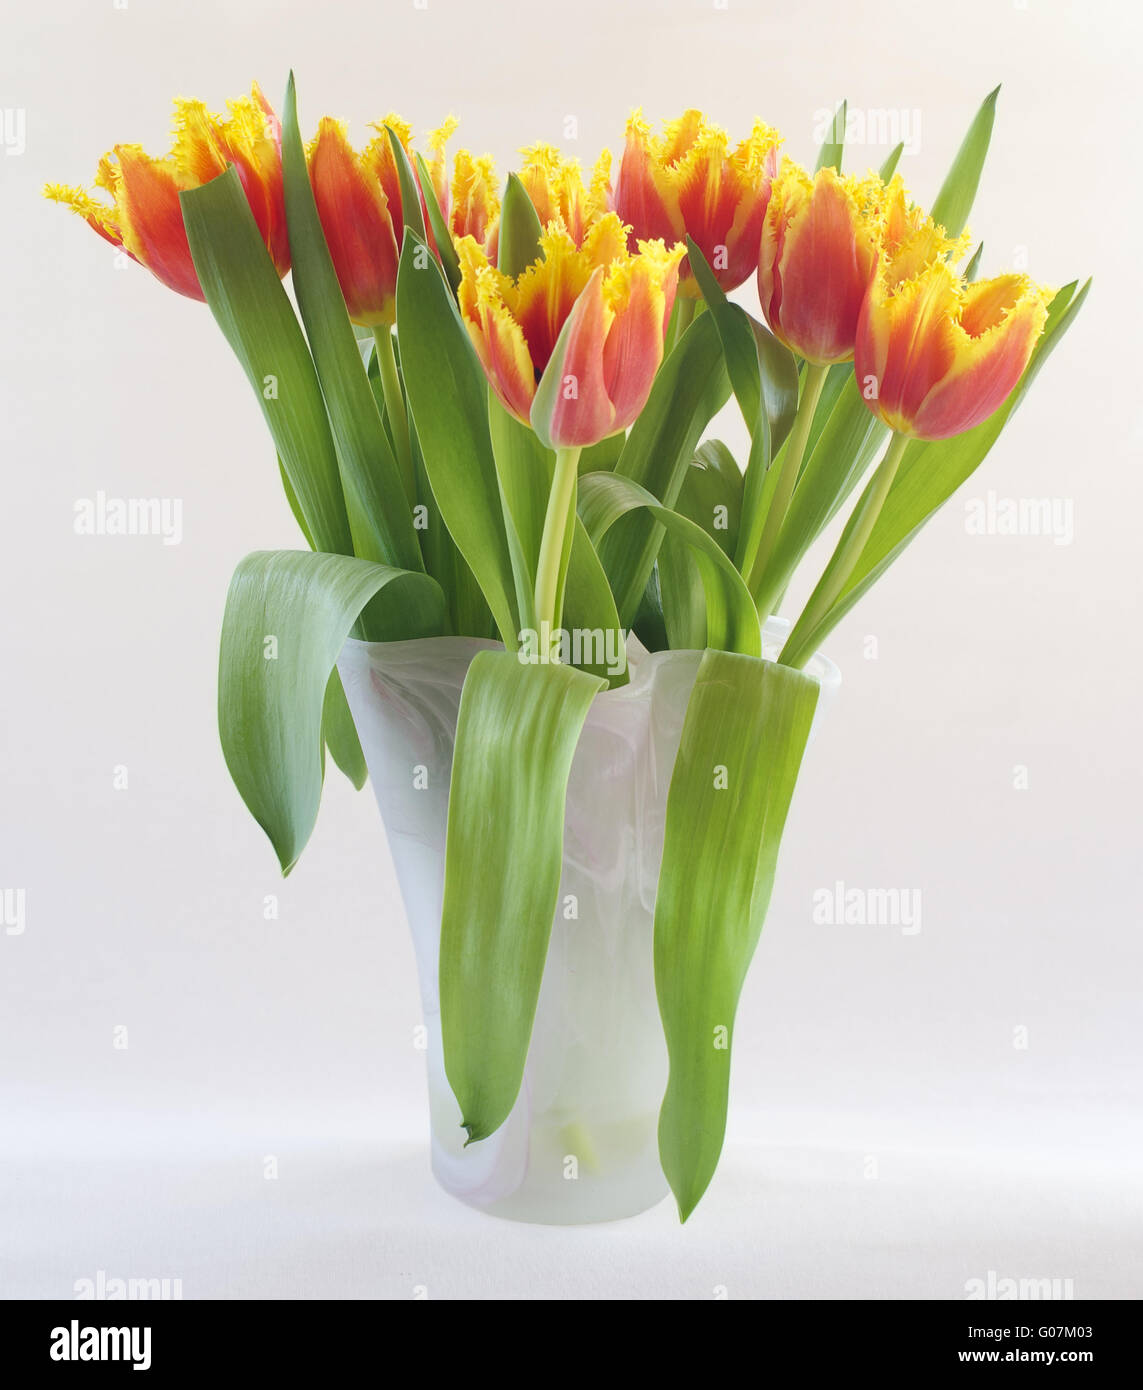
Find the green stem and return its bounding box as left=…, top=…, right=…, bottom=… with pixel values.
left=669, top=293, right=698, bottom=353
left=779, top=430, right=910, bottom=668
left=373, top=326, right=416, bottom=509
left=534, top=445, right=581, bottom=646
left=747, top=360, right=830, bottom=609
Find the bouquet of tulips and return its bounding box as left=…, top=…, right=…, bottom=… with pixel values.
left=49, top=77, right=1087, bottom=1220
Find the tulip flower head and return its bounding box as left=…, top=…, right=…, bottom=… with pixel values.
left=856, top=256, right=1051, bottom=441
left=756, top=162, right=892, bottom=364
left=612, top=109, right=781, bottom=295
left=517, top=143, right=611, bottom=247
left=457, top=212, right=684, bottom=448
left=306, top=114, right=430, bottom=327
left=425, top=118, right=501, bottom=257
left=45, top=83, right=288, bottom=300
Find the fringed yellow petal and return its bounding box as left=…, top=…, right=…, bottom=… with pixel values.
left=43, top=180, right=121, bottom=242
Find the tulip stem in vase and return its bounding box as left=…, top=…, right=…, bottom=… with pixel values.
left=780, top=430, right=910, bottom=669
left=748, top=360, right=831, bottom=608
left=534, top=445, right=582, bottom=647
left=373, top=326, right=417, bottom=508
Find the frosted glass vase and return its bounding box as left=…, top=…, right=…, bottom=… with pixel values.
left=338, top=620, right=839, bottom=1224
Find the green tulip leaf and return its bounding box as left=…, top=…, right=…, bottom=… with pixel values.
left=414, top=150, right=462, bottom=294
left=440, top=651, right=605, bottom=1142
left=931, top=86, right=1000, bottom=237
left=498, top=172, right=544, bottom=278
left=322, top=667, right=368, bottom=789
left=219, top=550, right=446, bottom=874
left=596, top=311, right=730, bottom=626
left=815, top=100, right=847, bottom=172
left=656, top=649, right=820, bottom=1219
left=280, top=73, right=424, bottom=577
left=395, top=231, right=521, bottom=647
left=180, top=167, right=352, bottom=559
left=579, top=472, right=760, bottom=657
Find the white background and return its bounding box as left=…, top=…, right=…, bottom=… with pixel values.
left=2, top=0, right=1141, bottom=1299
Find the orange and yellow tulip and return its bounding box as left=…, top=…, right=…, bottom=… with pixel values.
left=612, top=110, right=781, bottom=295
left=45, top=83, right=288, bottom=301
left=306, top=114, right=428, bottom=327
left=756, top=163, right=891, bottom=364
left=517, top=143, right=610, bottom=247
left=425, top=119, right=500, bottom=258
left=457, top=213, right=684, bottom=448
left=856, top=258, right=1050, bottom=440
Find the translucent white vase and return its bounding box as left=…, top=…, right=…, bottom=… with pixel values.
left=338, top=620, right=839, bottom=1224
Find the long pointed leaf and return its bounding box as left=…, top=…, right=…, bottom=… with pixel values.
left=655, top=650, right=820, bottom=1219
left=440, top=652, right=605, bottom=1142
left=395, top=232, right=520, bottom=647
left=279, top=74, right=423, bottom=574
left=180, top=168, right=352, bottom=558
left=414, top=150, right=462, bottom=293
left=931, top=86, right=1000, bottom=237
left=815, top=100, right=847, bottom=172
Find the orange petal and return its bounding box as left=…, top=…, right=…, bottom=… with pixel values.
left=760, top=166, right=876, bottom=363
left=612, top=112, right=682, bottom=252
left=112, top=146, right=202, bottom=299
left=602, top=244, right=679, bottom=428
left=542, top=267, right=615, bottom=448
left=912, top=277, right=1048, bottom=439
left=308, top=118, right=399, bottom=326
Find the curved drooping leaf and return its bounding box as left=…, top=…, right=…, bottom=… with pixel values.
left=395, top=232, right=520, bottom=647
left=780, top=279, right=1090, bottom=667
left=656, top=649, right=820, bottom=1220
left=657, top=458, right=744, bottom=649
left=180, top=168, right=352, bottom=559
left=280, top=74, right=423, bottom=575
left=273, top=456, right=368, bottom=783
left=440, top=652, right=605, bottom=1142
left=595, top=312, right=731, bottom=625
left=677, top=455, right=741, bottom=558
left=579, top=472, right=760, bottom=657
left=219, top=550, right=446, bottom=873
